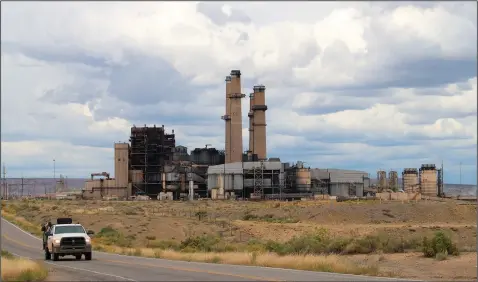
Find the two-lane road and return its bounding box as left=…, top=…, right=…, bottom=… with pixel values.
left=1, top=218, right=411, bottom=281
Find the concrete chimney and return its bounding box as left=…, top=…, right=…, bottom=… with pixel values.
left=224, top=70, right=246, bottom=163
left=247, top=92, right=255, bottom=160
left=252, top=85, right=267, bottom=160
left=222, top=76, right=232, bottom=163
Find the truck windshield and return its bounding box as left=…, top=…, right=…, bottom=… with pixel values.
left=54, top=226, right=85, bottom=234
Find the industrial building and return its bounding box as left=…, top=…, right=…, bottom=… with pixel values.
left=207, top=160, right=369, bottom=200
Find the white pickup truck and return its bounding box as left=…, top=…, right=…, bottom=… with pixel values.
left=42, top=218, right=95, bottom=261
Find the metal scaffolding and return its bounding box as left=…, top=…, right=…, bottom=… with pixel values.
left=129, top=125, right=175, bottom=198
left=251, top=160, right=265, bottom=199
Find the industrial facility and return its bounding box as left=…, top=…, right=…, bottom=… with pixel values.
left=374, top=164, right=443, bottom=196
left=81, top=69, right=445, bottom=201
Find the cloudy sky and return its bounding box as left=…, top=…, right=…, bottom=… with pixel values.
left=1, top=1, right=476, bottom=184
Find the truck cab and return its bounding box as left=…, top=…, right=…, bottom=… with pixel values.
left=43, top=218, right=95, bottom=261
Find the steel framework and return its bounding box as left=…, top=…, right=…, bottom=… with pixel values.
left=251, top=160, right=265, bottom=199
left=129, top=125, right=175, bottom=198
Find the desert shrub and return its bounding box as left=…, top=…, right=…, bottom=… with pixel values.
left=245, top=239, right=267, bottom=253
left=195, top=211, right=207, bottom=220
left=326, top=238, right=351, bottom=254
left=1, top=250, right=14, bottom=259
left=264, top=240, right=289, bottom=255
left=96, top=226, right=133, bottom=247
left=422, top=231, right=459, bottom=258
left=279, top=228, right=331, bottom=255
left=242, top=212, right=258, bottom=220
left=179, top=235, right=220, bottom=252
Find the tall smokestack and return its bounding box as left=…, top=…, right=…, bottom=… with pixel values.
left=222, top=76, right=232, bottom=163
left=252, top=85, right=267, bottom=160
left=223, top=70, right=245, bottom=163
left=247, top=92, right=255, bottom=160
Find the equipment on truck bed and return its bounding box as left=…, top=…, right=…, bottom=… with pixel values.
left=56, top=217, right=73, bottom=224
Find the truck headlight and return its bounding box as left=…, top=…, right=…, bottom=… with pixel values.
left=53, top=239, right=61, bottom=245
left=85, top=238, right=91, bottom=244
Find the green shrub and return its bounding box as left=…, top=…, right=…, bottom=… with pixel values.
left=422, top=231, right=459, bottom=258
left=179, top=235, right=220, bottom=252
left=326, top=238, right=351, bottom=254
left=96, top=226, right=134, bottom=247
left=1, top=250, right=14, bottom=259
left=264, top=240, right=289, bottom=255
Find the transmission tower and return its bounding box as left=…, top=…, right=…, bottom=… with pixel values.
left=252, top=160, right=265, bottom=199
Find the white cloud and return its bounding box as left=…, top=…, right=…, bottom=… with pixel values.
left=1, top=1, right=476, bottom=185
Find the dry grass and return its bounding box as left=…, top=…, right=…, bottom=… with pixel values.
left=1, top=255, right=48, bottom=281
left=94, top=244, right=379, bottom=275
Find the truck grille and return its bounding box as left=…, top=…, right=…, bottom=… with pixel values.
left=60, top=237, right=86, bottom=249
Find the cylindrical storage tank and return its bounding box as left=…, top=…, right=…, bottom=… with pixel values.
left=200, top=149, right=209, bottom=165
left=377, top=170, right=387, bottom=189
left=403, top=168, right=419, bottom=193
left=389, top=171, right=399, bottom=190
left=296, top=168, right=311, bottom=192
left=419, top=165, right=437, bottom=196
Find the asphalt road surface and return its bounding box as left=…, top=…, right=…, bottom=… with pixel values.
left=1, top=218, right=413, bottom=281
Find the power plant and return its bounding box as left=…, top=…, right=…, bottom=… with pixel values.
left=79, top=69, right=446, bottom=201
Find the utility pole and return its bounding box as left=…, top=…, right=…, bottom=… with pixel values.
left=441, top=160, right=444, bottom=196
left=21, top=175, right=24, bottom=197
left=2, top=163, right=6, bottom=199
left=459, top=162, right=462, bottom=185
left=53, top=159, right=56, bottom=193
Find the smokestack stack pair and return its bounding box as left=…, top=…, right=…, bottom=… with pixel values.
left=222, top=70, right=268, bottom=163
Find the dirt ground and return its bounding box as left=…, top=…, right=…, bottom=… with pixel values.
left=2, top=199, right=477, bottom=280
left=350, top=252, right=477, bottom=280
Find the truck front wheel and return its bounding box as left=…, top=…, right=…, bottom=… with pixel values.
left=44, top=249, right=51, bottom=260
left=84, top=252, right=92, bottom=261
left=52, top=252, right=59, bottom=261
left=75, top=254, right=82, bottom=260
